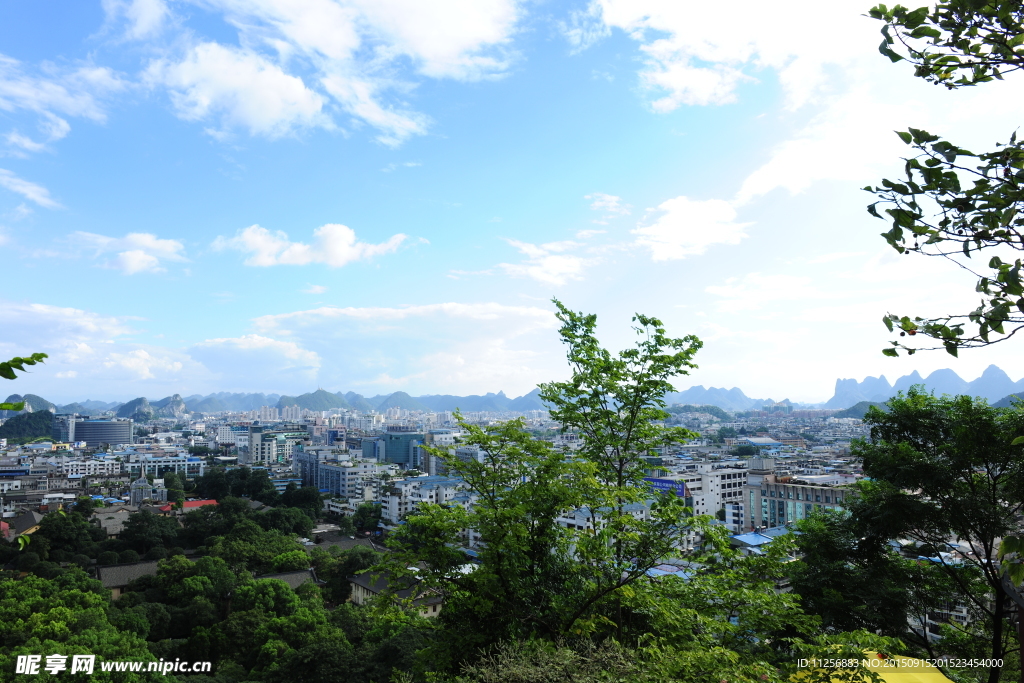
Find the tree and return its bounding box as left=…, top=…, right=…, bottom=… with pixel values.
left=351, top=503, right=382, bottom=532
left=716, top=426, right=738, bottom=441
left=381, top=302, right=705, bottom=669
left=790, top=509, right=959, bottom=657
left=162, top=472, right=185, bottom=505
left=851, top=388, right=1024, bottom=683
left=119, top=511, right=181, bottom=553
left=867, top=2, right=1024, bottom=355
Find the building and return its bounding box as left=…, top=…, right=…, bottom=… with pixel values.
left=348, top=572, right=444, bottom=618
left=125, top=454, right=205, bottom=479
left=97, top=561, right=161, bottom=599
left=72, top=419, right=134, bottom=448
left=744, top=479, right=850, bottom=530
left=380, top=475, right=465, bottom=524
left=129, top=476, right=168, bottom=506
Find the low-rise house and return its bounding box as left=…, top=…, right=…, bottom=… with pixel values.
left=348, top=572, right=444, bottom=618
left=96, top=561, right=161, bottom=599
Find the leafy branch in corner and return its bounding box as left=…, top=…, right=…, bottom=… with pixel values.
left=0, top=353, right=48, bottom=410
left=871, top=1, right=1024, bottom=88
left=867, top=128, right=1024, bottom=356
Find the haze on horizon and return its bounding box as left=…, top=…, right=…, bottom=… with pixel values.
left=3, top=0, right=1024, bottom=405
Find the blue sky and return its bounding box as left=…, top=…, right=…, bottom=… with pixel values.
left=2, top=0, right=1024, bottom=404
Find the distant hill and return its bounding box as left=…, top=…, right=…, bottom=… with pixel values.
left=278, top=389, right=350, bottom=412
left=827, top=365, right=1023, bottom=409
left=57, top=402, right=88, bottom=415
left=667, top=404, right=731, bottom=421
left=184, top=392, right=281, bottom=413
left=153, top=394, right=189, bottom=418
left=116, top=397, right=154, bottom=420
left=664, top=386, right=771, bottom=412
left=833, top=401, right=887, bottom=419
left=1, top=394, right=56, bottom=418
left=377, top=391, right=429, bottom=412
left=341, top=392, right=376, bottom=412
left=0, top=411, right=53, bottom=440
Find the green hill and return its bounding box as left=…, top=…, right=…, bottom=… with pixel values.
left=377, top=391, right=429, bottom=412
left=278, top=389, right=350, bottom=412
left=667, top=404, right=731, bottom=420
left=116, top=397, right=154, bottom=420
left=0, top=411, right=54, bottom=440
left=834, top=401, right=887, bottom=419
left=341, top=392, right=376, bottom=412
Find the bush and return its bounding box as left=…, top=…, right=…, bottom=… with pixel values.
left=144, top=547, right=168, bottom=561
left=97, top=551, right=120, bottom=565
left=119, top=549, right=140, bottom=564
left=70, top=553, right=92, bottom=569
left=17, top=552, right=40, bottom=572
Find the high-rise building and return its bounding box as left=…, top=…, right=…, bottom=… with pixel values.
left=72, top=419, right=133, bottom=448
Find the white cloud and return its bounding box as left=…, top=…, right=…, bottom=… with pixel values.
left=0, top=54, right=126, bottom=157
left=102, top=0, right=170, bottom=40
left=381, top=161, right=422, bottom=172
left=249, top=301, right=560, bottom=395
left=705, top=273, right=819, bottom=311
left=146, top=42, right=330, bottom=138
left=189, top=334, right=321, bottom=386
left=0, top=169, right=60, bottom=208
left=104, top=348, right=183, bottom=379
left=585, top=192, right=630, bottom=224
left=214, top=223, right=406, bottom=267
left=70, top=231, right=187, bottom=274
left=302, top=284, right=328, bottom=294
left=576, top=0, right=877, bottom=111
left=632, top=196, right=750, bottom=260
left=498, top=238, right=592, bottom=285
left=141, top=0, right=522, bottom=144
left=575, top=229, right=606, bottom=239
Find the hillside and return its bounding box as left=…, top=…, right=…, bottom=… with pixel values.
left=341, top=392, right=376, bottom=412
left=116, top=397, right=154, bottom=420
left=0, top=411, right=53, bottom=440
left=277, top=389, right=350, bottom=412
left=833, top=401, right=887, bottom=419
left=377, top=391, right=429, bottom=412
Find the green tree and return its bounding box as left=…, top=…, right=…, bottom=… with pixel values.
left=119, top=511, right=180, bottom=553
left=867, top=2, right=1024, bottom=355
left=851, top=388, right=1024, bottom=683
left=351, top=503, right=382, bottom=532
left=162, top=472, right=185, bottom=506
left=716, top=426, right=738, bottom=441
left=382, top=303, right=705, bottom=670
left=0, top=568, right=168, bottom=682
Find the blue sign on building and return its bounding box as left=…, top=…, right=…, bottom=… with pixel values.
left=644, top=477, right=693, bottom=506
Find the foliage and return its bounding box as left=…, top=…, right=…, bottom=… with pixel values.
left=867, top=2, right=1024, bottom=354
left=666, top=404, right=731, bottom=421
left=0, top=410, right=54, bottom=440
left=352, top=502, right=382, bottom=532
left=0, top=352, right=48, bottom=411
left=0, top=568, right=169, bottom=682
left=790, top=509, right=960, bottom=655
left=866, top=127, right=1024, bottom=355
left=871, top=1, right=1024, bottom=87
left=716, top=426, right=738, bottom=441
left=119, top=512, right=181, bottom=554
left=851, top=388, right=1024, bottom=682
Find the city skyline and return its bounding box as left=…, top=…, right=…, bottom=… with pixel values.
left=4, top=0, right=1024, bottom=403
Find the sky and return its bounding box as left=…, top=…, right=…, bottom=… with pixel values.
left=2, top=0, right=1024, bottom=405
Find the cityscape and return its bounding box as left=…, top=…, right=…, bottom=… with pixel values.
left=2, top=0, right=1024, bottom=682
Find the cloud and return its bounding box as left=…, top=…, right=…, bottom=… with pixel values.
left=705, top=273, right=818, bottom=311
left=70, top=231, right=187, bottom=274
left=302, top=284, right=327, bottom=294
left=585, top=192, right=630, bottom=224
left=0, top=54, right=126, bottom=156
left=575, top=229, right=606, bottom=239
left=381, top=161, right=422, bottom=172
left=249, top=301, right=560, bottom=395
left=0, top=169, right=60, bottom=208
left=214, top=223, right=406, bottom=268
left=146, top=42, right=330, bottom=139
left=141, top=0, right=522, bottom=144
left=572, top=0, right=877, bottom=111
left=189, top=334, right=321, bottom=385
left=498, top=239, right=592, bottom=285
left=632, top=196, right=750, bottom=260
left=101, top=0, right=170, bottom=40
left=104, top=348, right=183, bottom=379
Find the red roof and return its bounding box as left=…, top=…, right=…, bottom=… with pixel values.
left=159, top=499, right=219, bottom=512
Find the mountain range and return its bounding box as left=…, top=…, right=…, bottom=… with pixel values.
left=826, top=365, right=1023, bottom=409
